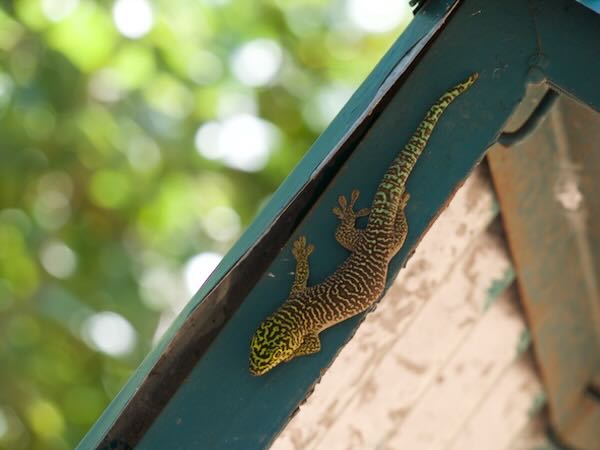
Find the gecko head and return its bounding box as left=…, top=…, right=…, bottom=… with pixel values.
left=249, top=314, right=302, bottom=376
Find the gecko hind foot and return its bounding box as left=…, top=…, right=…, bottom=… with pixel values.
left=333, top=189, right=369, bottom=252
left=332, top=189, right=370, bottom=221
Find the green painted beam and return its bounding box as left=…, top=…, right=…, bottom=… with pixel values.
left=576, top=0, right=600, bottom=15
left=534, top=0, right=600, bottom=111
left=78, top=0, right=600, bottom=449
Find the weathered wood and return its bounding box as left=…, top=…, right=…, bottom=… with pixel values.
left=446, top=356, right=545, bottom=450
left=489, top=93, right=600, bottom=449
left=384, top=287, right=527, bottom=449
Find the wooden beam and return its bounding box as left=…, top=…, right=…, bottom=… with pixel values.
left=489, top=93, right=600, bottom=449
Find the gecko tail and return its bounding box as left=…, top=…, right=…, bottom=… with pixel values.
left=389, top=72, right=479, bottom=189
left=370, top=73, right=479, bottom=221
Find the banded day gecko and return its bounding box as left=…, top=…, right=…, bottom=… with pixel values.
left=249, top=73, right=478, bottom=376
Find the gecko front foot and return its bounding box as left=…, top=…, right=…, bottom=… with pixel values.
left=285, top=333, right=321, bottom=361
left=292, top=235, right=314, bottom=262
left=290, top=236, right=314, bottom=295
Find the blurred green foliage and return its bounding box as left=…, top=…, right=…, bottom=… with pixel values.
left=0, top=0, right=409, bottom=448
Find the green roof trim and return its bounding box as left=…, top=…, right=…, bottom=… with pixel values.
left=576, top=0, right=600, bottom=14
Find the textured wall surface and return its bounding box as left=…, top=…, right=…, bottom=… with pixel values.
left=271, top=166, right=549, bottom=450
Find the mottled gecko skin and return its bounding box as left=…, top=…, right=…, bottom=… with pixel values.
left=249, top=74, right=478, bottom=376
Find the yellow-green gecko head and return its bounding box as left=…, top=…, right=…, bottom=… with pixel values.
left=249, top=312, right=302, bottom=376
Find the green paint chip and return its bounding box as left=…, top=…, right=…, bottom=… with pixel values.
left=516, top=328, right=532, bottom=354
left=483, top=266, right=515, bottom=311
left=528, top=391, right=547, bottom=418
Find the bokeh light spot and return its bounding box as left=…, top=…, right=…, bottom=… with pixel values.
left=0, top=223, right=40, bottom=297
left=216, top=90, right=257, bottom=118
left=125, top=134, right=162, bottom=173
left=26, top=399, right=64, bottom=439
left=284, top=5, right=325, bottom=37
left=202, top=206, right=241, bottom=242
left=0, top=406, right=25, bottom=446
left=188, top=50, right=223, bottom=85
left=39, top=240, right=77, bottom=279
left=23, top=106, right=56, bottom=140
left=183, top=252, right=222, bottom=296
left=111, top=43, right=156, bottom=89
left=88, top=69, right=123, bottom=102
left=34, top=171, right=74, bottom=230
left=194, top=114, right=279, bottom=172
left=230, top=39, right=283, bottom=87
left=112, top=0, right=154, bottom=39
left=303, top=83, right=354, bottom=132
left=346, top=0, right=409, bottom=33
left=38, top=171, right=74, bottom=199
left=82, top=311, right=137, bottom=357
left=0, top=11, right=24, bottom=51
left=194, top=121, right=222, bottom=160
left=144, top=74, right=193, bottom=119
left=47, top=2, right=118, bottom=72
left=41, top=0, right=79, bottom=22
left=89, top=170, right=132, bottom=209
left=0, top=407, right=7, bottom=438
left=139, top=266, right=185, bottom=311
left=33, top=191, right=70, bottom=230
left=0, top=72, right=13, bottom=111
left=220, top=115, right=277, bottom=171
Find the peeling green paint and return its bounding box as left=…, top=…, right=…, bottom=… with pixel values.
left=516, top=328, right=532, bottom=355
left=528, top=391, right=547, bottom=418
left=483, top=267, right=515, bottom=311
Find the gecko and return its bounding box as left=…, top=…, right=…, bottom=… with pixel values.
left=249, top=73, right=479, bottom=376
